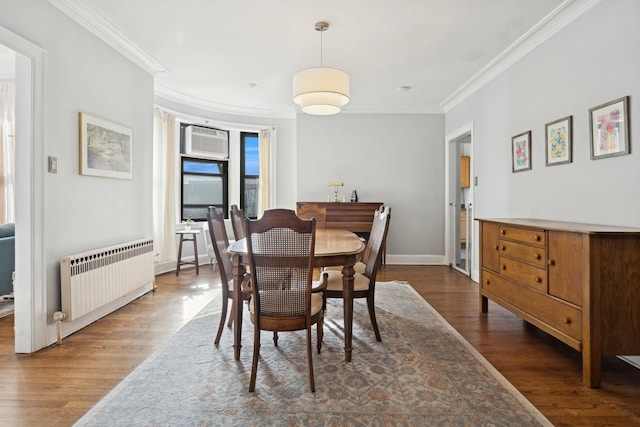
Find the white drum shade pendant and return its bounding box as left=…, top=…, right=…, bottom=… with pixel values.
left=293, top=22, right=350, bottom=115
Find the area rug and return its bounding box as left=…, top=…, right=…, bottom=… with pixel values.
left=75, top=281, right=552, bottom=426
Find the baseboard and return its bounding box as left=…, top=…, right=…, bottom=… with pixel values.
left=155, top=255, right=213, bottom=275
left=385, top=254, right=447, bottom=265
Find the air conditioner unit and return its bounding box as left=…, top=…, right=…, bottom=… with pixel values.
left=184, top=125, right=229, bottom=159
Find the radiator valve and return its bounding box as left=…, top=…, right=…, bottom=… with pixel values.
left=53, top=311, right=67, bottom=345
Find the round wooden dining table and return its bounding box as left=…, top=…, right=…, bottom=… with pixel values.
left=228, top=228, right=364, bottom=362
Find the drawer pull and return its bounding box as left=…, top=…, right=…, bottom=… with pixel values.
left=494, top=245, right=499, bottom=251
left=534, top=253, right=541, bottom=260
left=485, top=279, right=490, bottom=285
left=502, top=265, right=507, bottom=270
left=534, top=235, right=541, bottom=241
left=501, top=245, right=506, bottom=251
left=548, top=259, right=555, bottom=266
left=500, top=229, right=506, bottom=235
left=534, top=276, right=542, bottom=283
left=564, top=317, right=572, bottom=324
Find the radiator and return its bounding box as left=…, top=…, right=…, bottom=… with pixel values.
left=61, top=239, right=154, bottom=321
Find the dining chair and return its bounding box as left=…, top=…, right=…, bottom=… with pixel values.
left=206, top=206, right=250, bottom=345
left=296, top=203, right=327, bottom=229
left=230, top=204, right=247, bottom=241
left=241, top=208, right=328, bottom=392
left=324, top=205, right=391, bottom=342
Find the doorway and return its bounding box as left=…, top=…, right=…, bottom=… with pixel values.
left=0, top=44, right=15, bottom=319
left=0, top=25, right=48, bottom=353
left=445, top=123, right=474, bottom=277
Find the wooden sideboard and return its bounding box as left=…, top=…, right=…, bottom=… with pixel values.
left=478, top=218, right=640, bottom=388
left=296, top=202, right=383, bottom=233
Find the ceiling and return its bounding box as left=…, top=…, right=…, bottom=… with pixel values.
left=6, top=0, right=569, bottom=117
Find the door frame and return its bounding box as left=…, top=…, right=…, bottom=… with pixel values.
left=444, top=122, right=476, bottom=281
left=0, top=25, right=48, bottom=353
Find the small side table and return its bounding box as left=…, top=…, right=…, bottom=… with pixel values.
left=176, top=229, right=201, bottom=275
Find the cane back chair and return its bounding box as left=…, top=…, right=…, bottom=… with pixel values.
left=241, top=208, right=327, bottom=392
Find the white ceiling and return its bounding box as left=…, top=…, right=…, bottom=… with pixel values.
left=7, top=0, right=570, bottom=116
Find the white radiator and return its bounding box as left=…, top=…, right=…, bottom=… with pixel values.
left=61, top=239, right=154, bottom=321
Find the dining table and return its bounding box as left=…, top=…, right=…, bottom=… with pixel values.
left=228, top=228, right=365, bottom=362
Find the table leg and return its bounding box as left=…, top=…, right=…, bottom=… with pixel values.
left=175, top=234, right=184, bottom=276
left=231, top=254, right=245, bottom=361
left=342, top=263, right=355, bottom=362
left=192, top=234, right=199, bottom=275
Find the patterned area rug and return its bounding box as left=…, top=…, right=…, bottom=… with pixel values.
left=75, top=281, right=551, bottom=426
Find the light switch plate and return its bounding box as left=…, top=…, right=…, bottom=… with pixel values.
left=48, top=156, right=58, bottom=174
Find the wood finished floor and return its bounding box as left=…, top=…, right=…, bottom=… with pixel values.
left=0, top=265, right=639, bottom=426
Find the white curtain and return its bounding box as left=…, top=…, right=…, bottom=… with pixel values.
left=152, top=108, right=177, bottom=263
left=0, top=83, right=15, bottom=225
left=258, top=128, right=272, bottom=217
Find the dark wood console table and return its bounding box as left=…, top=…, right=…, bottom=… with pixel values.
left=297, top=201, right=385, bottom=264
left=296, top=201, right=383, bottom=232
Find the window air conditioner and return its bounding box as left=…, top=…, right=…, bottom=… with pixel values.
left=185, top=125, right=229, bottom=159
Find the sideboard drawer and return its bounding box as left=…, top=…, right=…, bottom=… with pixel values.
left=499, top=240, right=546, bottom=267
left=482, top=270, right=581, bottom=340
left=499, top=226, right=546, bottom=246
left=499, top=257, right=547, bottom=292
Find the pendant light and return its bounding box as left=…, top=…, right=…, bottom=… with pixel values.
left=293, top=21, right=350, bottom=115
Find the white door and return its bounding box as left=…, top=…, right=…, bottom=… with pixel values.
left=445, top=123, right=474, bottom=276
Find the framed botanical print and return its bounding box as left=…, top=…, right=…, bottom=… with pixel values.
left=545, top=116, right=572, bottom=166
left=512, top=131, right=531, bottom=172
left=589, top=96, right=630, bottom=160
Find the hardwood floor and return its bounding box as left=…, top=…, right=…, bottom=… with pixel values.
left=1, top=265, right=639, bottom=426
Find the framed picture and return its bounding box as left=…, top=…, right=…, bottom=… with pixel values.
left=545, top=116, right=572, bottom=166
left=80, top=112, right=133, bottom=179
left=589, top=96, right=630, bottom=160
left=512, top=131, right=531, bottom=172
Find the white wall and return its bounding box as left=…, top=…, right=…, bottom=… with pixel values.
left=296, top=113, right=445, bottom=262
left=447, top=0, right=640, bottom=228
left=1, top=0, right=155, bottom=349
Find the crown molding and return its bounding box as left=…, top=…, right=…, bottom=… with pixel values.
left=48, top=0, right=167, bottom=76
left=441, top=0, right=603, bottom=112
left=154, top=84, right=297, bottom=120
left=341, top=106, right=444, bottom=115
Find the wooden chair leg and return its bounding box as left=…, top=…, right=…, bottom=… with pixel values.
left=249, top=325, right=261, bottom=392
left=316, top=315, right=323, bottom=354
left=307, top=326, right=316, bottom=392
left=367, top=293, right=382, bottom=342
left=273, top=331, right=279, bottom=346
left=227, top=302, right=234, bottom=328
left=214, top=294, right=228, bottom=345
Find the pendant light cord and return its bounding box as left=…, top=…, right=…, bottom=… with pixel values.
left=319, top=29, right=323, bottom=67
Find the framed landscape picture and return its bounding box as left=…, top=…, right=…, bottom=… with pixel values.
left=589, top=96, right=630, bottom=160
left=79, top=112, right=133, bottom=179
left=545, top=116, right=572, bottom=166
left=512, top=131, right=531, bottom=172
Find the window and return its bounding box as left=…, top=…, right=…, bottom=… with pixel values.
left=177, top=123, right=263, bottom=222
left=240, top=132, right=259, bottom=219
left=181, top=157, right=228, bottom=221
